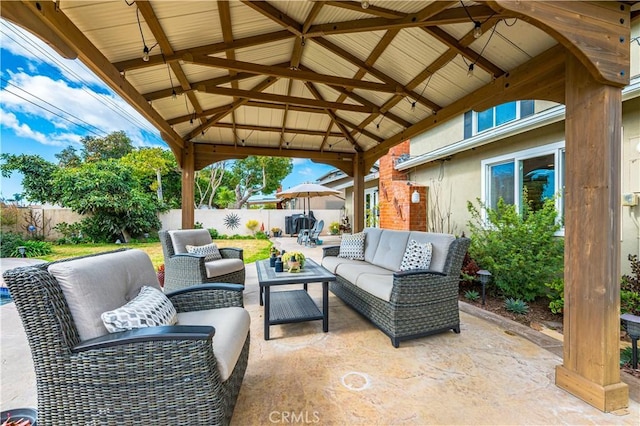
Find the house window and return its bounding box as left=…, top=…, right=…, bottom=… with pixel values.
left=481, top=142, right=565, bottom=225
left=464, top=100, right=535, bottom=138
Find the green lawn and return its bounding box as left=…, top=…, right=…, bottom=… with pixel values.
left=41, top=239, right=272, bottom=269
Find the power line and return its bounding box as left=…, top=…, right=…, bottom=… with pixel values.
left=1, top=77, right=108, bottom=137
left=2, top=86, right=106, bottom=137
left=1, top=22, right=158, bottom=134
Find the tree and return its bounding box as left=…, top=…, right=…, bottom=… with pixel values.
left=230, top=156, right=292, bottom=208
left=55, top=146, right=82, bottom=167
left=195, top=161, right=227, bottom=209
left=52, top=160, right=161, bottom=241
left=0, top=153, right=57, bottom=203
left=80, top=130, right=133, bottom=162
left=121, top=147, right=173, bottom=202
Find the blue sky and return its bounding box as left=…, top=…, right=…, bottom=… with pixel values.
left=0, top=20, right=333, bottom=201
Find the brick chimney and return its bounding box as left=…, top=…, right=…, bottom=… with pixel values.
left=378, top=140, right=427, bottom=231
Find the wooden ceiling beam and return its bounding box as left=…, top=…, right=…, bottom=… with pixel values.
left=208, top=122, right=346, bottom=138
left=193, top=143, right=355, bottom=165
left=240, top=0, right=303, bottom=36
left=423, top=27, right=504, bottom=78
left=187, top=76, right=279, bottom=140
left=112, top=30, right=294, bottom=72
left=326, top=84, right=411, bottom=128
left=304, top=5, right=502, bottom=37
left=489, top=1, right=630, bottom=87
left=324, top=1, right=405, bottom=19
left=305, top=82, right=363, bottom=151
left=199, top=86, right=375, bottom=114
left=312, top=37, right=441, bottom=111
left=136, top=1, right=207, bottom=126
left=144, top=72, right=258, bottom=101
left=185, top=54, right=401, bottom=94
left=364, top=44, right=567, bottom=164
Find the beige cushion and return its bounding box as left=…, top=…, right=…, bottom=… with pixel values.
left=169, top=229, right=213, bottom=254
left=101, top=286, right=177, bottom=333
left=49, top=249, right=160, bottom=341
left=407, top=231, right=455, bottom=273
left=335, top=263, right=392, bottom=288
left=321, top=256, right=366, bottom=274
left=363, top=227, right=383, bottom=263
left=370, top=230, right=410, bottom=271
left=204, top=258, right=245, bottom=278
left=177, top=307, right=250, bottom=382
left=355, top=273, right=394, bottom=302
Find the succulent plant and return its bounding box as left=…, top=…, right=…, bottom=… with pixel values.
left=504, top=297, right=529, bottom=315
left=464, top=290, right=480, bottom=302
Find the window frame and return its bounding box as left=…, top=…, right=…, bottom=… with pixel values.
left=480, top=141, right=565, bottom=234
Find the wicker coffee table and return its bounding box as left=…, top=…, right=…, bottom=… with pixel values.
left=256, top=258, right=336, bottom=340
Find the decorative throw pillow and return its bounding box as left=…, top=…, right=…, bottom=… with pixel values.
left=399, top=240, right=433, bottom=271
left=101, top=286, right=177, bottom=333
left=185, top=242, right=222, bottom=261
left=338, top=232, right=366, bottom=260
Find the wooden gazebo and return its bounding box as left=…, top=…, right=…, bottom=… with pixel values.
left=2, top=0, right=637, bottom=412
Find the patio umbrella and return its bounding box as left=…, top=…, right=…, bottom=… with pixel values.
left=276, top=183, right=341, bottom=232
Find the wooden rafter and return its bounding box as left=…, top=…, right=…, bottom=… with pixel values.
left=112, top=30, right=294, bottom=72
left=203, top=122, right=347, bottom=138
left=136, top=1, right=207, bottom=127
left=184, top=55, right=401, bottom=94
left=304, top=5, right=503, bottom=37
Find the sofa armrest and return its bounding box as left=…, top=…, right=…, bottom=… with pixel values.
left=393, top=269, right=447, bottom=278
left=323, top=245, right=340, bottom=257
left=220, top=247, right=244, bottom=261
left=167, top=283, right=245, bottom=310
left=72, top=325, right=215, bottom=352
left=389, top=271, right=459, bottom=305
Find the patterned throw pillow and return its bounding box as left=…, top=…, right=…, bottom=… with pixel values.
left=399, top=240, right=433, bottom=271
left=101, top=286, right=177, bottom=333
left=338, top=232, right=366, bottom=260
left=185, top=242, right=222, bottom=261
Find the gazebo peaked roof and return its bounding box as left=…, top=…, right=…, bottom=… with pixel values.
left=0, top=1, right=635, bottom=175
left=2, top=1, right=639, bottom=414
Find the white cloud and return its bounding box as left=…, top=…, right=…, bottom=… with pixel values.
left=0, top=110, right=78, bottom=147
left=298, top=166, right=314, bottom=176
left=2, top=71, right=161, bottom=148
left=1, top=20, right=106, bottom=88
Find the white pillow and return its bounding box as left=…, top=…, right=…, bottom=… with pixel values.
left=101, top=286, right=177, bottom=333
left=338, top=232, right=366, bottom=260
left=185, top=242, right=222, bottom=261
left=399, top=240, right=433, bottom=271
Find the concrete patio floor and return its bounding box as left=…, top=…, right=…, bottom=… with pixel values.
left=1, top=237, right=639, bottom=424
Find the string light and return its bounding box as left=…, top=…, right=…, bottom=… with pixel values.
left=361, top=1, right=370, bottom=9
left=473, top=21, right=483, bottom=39
left=467, top=63, right=475, bottom=77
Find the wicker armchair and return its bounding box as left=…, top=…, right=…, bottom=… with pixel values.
left=160, top=229, right=245, bottom=291
left=3, top=249, right=250, bottom=425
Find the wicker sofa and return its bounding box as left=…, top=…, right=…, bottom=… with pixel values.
left=3, top=249, right=250, bottom=425
left=322, top=228, right=470, bottom=347
left=160, top=229, right=245, bottom=291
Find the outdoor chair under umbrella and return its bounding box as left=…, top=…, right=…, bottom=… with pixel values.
left=276, top=183, right=341, bottom=240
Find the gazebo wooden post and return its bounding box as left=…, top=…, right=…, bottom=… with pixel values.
left=181, top=142, right=196, bottom=230
left=555, top=53, right=628, bottom=412
left=352, top=153, right=366, bottom=233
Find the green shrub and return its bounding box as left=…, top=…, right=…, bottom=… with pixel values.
left=246, top=219, right=259, bottom=235
left=54, top=221, right=87, bottom=244
left=621, top=255, right=640, bottom=315
left=545, top=278, right=564, bottom=314
left=505, top=298, right=529, bottom=315
left=208, top=228, right=219, bottom=240
left=620, top=346, right=639, bottom=367
left=464, top=290, right=480, bottom=302
left=467, top=194, right=564, bottom=302
left=10, top=239, right=52, bottom=258
left=0, top=231, right=24, bottom=257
